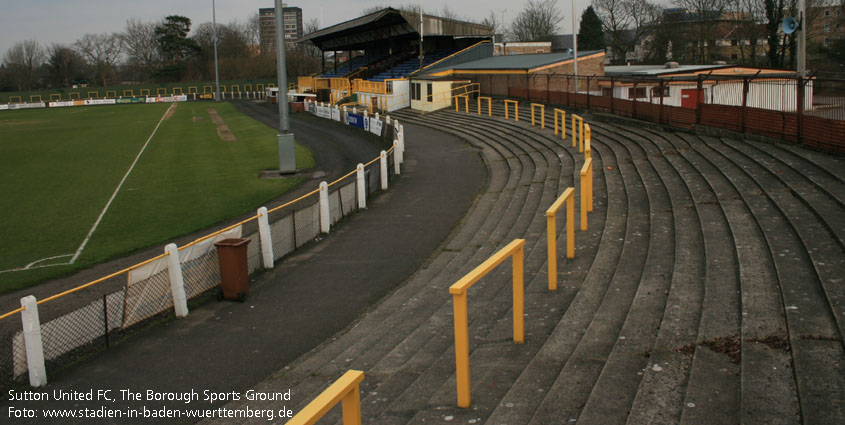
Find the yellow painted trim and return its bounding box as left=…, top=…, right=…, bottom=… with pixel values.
left=529, top=52, right=606, bottom=73
left=417, top=40, right=492, bottom=73
left=286, top=370, right=365, bottom=425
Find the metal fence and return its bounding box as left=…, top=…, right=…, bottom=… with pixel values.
left=473, top=73, right=845, bottom=152
left=0, top=109, right=403, bottom=390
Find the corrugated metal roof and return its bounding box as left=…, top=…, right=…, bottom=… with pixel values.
left=605, top=64, right=730, bottom=76
left=299, top=7, right=491, bottom=50
left=432, top=50, right=604, bottom=72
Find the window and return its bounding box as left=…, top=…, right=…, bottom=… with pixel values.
left=824, top=9, right=830, bottom=16
left=825, top=24, right=831, bottom=33
left=628, top=87, right=647, bottom=99
left=731, top=53, right=738, bottom=59
left=601, top=87, right=613, bottom=97
left=427, top=83, right=433, bottom=102
left=536, top=49, right=545, bottom=53
left=731, top=39, right=738, bottom=46
left=411, top=83, right=420, bottom=101
left=651, top=86, right=669, bottom=97
left=824, top=37, right=831, bottom=46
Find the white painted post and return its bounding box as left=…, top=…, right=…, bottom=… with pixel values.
left=375, top=112, right=380, bottom=120
left=343, top=105, right=347, bottom=113
left=319, top=181, right=330, bottom=233
left=399, top=124, right=405, bottom=156
left=165, top=244, right=189, bottom=318
left=380, top=151, right=388, bottom=190
left=353, top=107, right=357, bottom=114
left=394, top=141, right=401, bottom=175
left=20, top=296, right=47, bottom=387
left=386, top=115, right=391, bottom=125
left=257, top=206, right=274, bottom=269
left=356, top=163, right=366, bottom=209
left=364, top=109, right=369, bottom=119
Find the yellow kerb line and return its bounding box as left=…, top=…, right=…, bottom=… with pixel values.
left=285, top=370, right=364, bottom=425
left=546, top=188, right=576, bottom=291
left=450, top=239, right=525, bottom=408
left=530, top=103, right=545, bottom=128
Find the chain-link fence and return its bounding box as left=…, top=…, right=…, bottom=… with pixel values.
left=0, top=110, right=403, bottom=391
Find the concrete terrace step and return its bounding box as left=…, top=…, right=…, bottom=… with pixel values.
left=202, top=102, right=843, bottom=425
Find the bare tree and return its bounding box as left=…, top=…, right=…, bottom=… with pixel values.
left=302, top=18, right=322, bottom=58
left=481, top=11, right=503, bottom=35
left=122, top=18, right=159, bottom=83
left=673, top=0, right=730, bottom=63
left=593, top=0, right=660, bottom=64
left=732, top=0, right=767, bottom=66
left=45, top=44, right=86, bottom=88
left=440, top=5, right=460, bottom=20
left=2, top=40, right=45, bottom=91
left=75, top=33, right=123, bottom=86
left=511, top=0, right=563, bottom=42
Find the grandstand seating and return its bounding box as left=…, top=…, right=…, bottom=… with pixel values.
left=320, top=55, right=375, bottom=78
left=370, top=49, right=456, bottom=81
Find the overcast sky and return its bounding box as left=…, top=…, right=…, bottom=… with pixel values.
left=0, top=0, right=599, bottom=59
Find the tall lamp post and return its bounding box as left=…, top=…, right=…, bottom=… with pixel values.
left=275, top=0, right=296, bottom=173
left=212, top=0, right=221, bottom=102
left=572, top=0, right=578, bottom=91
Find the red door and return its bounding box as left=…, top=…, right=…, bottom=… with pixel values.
left=681, top=88, right=701, bottom=109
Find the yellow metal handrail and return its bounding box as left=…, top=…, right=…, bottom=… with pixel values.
left=546, top=188, right=575, bottom=291
left=580, top=158, right=594, bottom=231
left=504, top=99, right=519, bottom=121
left=314, top=78, right=330, bottom=90
left=553, top=108, right=566, bottom=139
left=450, top=239, right=525, bottom=408
left=454, top=94, right=469, bottom=113
left=285, top=370, right=364, bottom=425
left=584, top=123, right=592, bottom=159
left=530, top=103, right=546, bottom=129
left=571, top=114, right=584, bottom=151
left=477, top=96, right=492, bottom=116
left=451, top=82, right=480, bottom=98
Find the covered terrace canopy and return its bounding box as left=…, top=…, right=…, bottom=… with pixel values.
left=299, top=7, right=492, bottom=51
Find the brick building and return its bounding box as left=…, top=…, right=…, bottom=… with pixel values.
left=259, top=5, right=304, bottom=54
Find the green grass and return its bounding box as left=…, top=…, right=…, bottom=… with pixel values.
left=0, top=102, right=313, bottom=293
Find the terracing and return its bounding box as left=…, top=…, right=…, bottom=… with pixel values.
left=209, top=101, right=844, bottom=425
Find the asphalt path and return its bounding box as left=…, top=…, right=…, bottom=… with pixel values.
left=2, top=104, right=485, bottom=424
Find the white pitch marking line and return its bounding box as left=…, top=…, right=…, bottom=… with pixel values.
left=70, top=103, right=177, bottom=264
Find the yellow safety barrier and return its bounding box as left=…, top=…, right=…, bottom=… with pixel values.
left=106, top=90, right=117, bottom=98
left=546, top=188, right=575, bottom=291
left=257, top=83, right=265, bottom=92
left=580, top=158, right=593, bottom=231
left=230, top=84, right=240, bottom=93
left=10, top=95, right=22, bottom=103
left=87, top=91, right=98, bottom=99
left=571, top=114, right=584, bottom=151
left=530, top=103, right=545, bottom=129
left=553, top=108, right=566, bottom=139
left=450, top=239, right=525, bottom=408
left=49, top=94, right=61, bottom=101
left=30, top=95, right=42, bottom=103
left=202, top=85, right=212, bottom=94
left=477, top=96, right=492, bottom=116
left=155, top=88, right=165, bottom=96
left=140, top=89, right=151, bottom=96
left=244, top=84, right=253, bottom=92
left=286, top=370, right=364, bottom=425
left=504, top=99, right=519, bottom=121
left=454, top=94, right=469, bottom=113
left=123, top=90, right=134, bottom=98
left=172, top=87, right=183, bottom=95
left=585, top=124, right=592, bottom=159
left=69, top=92, right=80, bottom=100
left=188, top=86, right=198, bottom=94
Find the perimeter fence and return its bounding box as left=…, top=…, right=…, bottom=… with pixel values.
left=473, top=73, right=845, bottom=152
left=0, top=105, right=405, bottom=390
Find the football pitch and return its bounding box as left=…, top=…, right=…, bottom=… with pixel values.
left=0, top=102, right=313, bottom=293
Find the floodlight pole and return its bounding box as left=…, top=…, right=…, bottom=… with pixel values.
left=419, top=9, right=424, bottom=72
left=797, top=0, right=806, bottom=77
left=275, top=0, right=296, bottom=173
left=572, top=0, right=578, bottom=91
left=212, top=0, right=221, bottom=102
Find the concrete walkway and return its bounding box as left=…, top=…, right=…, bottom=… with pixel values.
left=1, top=115, right=485, bottom=424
